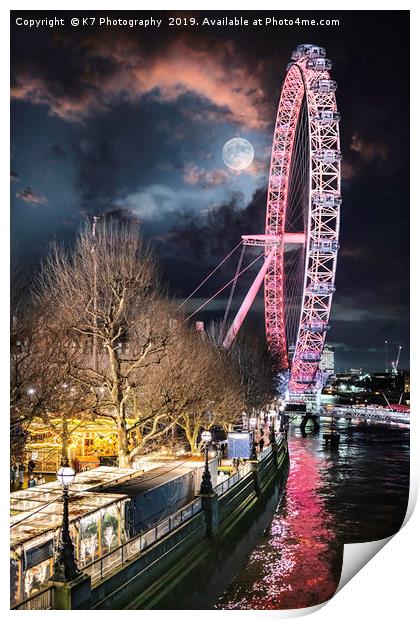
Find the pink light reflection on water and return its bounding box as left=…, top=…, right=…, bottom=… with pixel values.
left=219, top=438, right=339, bottom=610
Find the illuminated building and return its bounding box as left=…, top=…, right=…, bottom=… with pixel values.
left=319, top=345, right=334, bottom=376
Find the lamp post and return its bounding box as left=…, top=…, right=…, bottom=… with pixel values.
left=200, top=430, right=213, bottom=494
left=279, top=403, right=286, bottom=432
left=249, top=416, right=258, bottom=459
left=269, top=418, right=276, bottom=444
left=51, top=458, right=80, bottom=582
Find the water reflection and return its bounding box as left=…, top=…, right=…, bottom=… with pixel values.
left=217, top=418, right=409, bottom=610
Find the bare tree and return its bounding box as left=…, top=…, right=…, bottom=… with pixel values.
left=207, top=321, right=276, bottom=411
left=11, top=306, right=94, bottom=463
left=230, top=333, right=276, bottom=411
left=35, top=218, right=176, bottom=466
left=141, top=325, right=244, bottom=453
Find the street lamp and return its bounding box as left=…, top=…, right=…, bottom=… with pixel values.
left=200, top=430, right=213, bottom=495
left=51, top=458, right=80, bottom=582
left=249, top=416, right=258, bottom=459
left=269, top=417, right=276, bottom=444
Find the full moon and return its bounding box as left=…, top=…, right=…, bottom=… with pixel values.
left=222, top=137, right=254, bottom=170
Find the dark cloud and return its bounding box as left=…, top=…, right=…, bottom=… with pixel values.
left=350, top=133, right=388, bottom=161
left=51, top=144, right=67, bottom=160
left=183, top=163, right=228, bottom=188
left=11, top=28, right=269, bottom=129
left=101, top=207, right=141, bottom=225
left=16, top=187, right=48, bottom=205
left=163, top=187, right=265, bottom=261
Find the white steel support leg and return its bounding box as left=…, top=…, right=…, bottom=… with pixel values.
left=222, top=246, right=277, bottom=349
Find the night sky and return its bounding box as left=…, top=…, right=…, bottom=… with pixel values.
left=10, top=10, right=409, bottom=372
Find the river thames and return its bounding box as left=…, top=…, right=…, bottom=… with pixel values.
left=216, top=417, right=410, bottom=610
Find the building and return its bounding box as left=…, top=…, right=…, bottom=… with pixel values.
left=319, top=345, right=334, bottom=376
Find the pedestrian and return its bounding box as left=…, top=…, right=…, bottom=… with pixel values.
left=216, top=445, right=222, bottom=466
left=36, top=473, right=46, bottom=485
left=28, top=474, right=36, bottom=488
left=18, top=463, right=25, bottom=486
left=259, top=436, right=265, bottom=452
left=28, top=459, right=36, bottom=475
left=10, top=463, right=17, bottom=486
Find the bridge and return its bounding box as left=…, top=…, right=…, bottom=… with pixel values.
left=320, top=405, right=410, bottom=425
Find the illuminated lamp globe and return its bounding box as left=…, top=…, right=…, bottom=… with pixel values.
left=56, top=466, right=76, bottom=487
left=201, top=430, right=212, bottom=444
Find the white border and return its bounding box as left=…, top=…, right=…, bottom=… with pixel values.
left=1, top=3, right=416, bottom=619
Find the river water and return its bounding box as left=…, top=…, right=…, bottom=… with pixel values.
left=216, top=417, right=410, bottom=610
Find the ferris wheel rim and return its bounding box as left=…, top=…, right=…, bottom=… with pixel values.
left=264, top=45, right=341, bottom=394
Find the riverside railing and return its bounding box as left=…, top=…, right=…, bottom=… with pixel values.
left=82, top=496, right=203, bottom=584
left=257, top=444, right=273, bottom=461
left=213, top=461, right=253, bottom=497
left=11, top=585, right=53, bottom=610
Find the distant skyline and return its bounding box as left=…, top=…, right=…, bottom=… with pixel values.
left=10, top=10, right=409, bottom=370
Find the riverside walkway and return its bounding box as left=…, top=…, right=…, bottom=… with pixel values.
left=12, top=434, right=288, bottom=610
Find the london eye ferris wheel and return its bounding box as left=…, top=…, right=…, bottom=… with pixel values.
left=186, top=44, right=341, bottom=401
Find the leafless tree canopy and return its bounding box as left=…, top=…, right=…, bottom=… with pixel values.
left=11, top=218, right=276, bottom=466
left=207, top=321, right=276, bottom=411
left=140, top=324, right=244, bottom=453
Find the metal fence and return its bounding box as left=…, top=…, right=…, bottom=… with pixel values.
left=257, top=444, right=273, bottom=461
left=82, top=496, right=203, bottom=584
left=213, top=461, right=253, bottom=497
left=12, top=586, right=53, bottom=610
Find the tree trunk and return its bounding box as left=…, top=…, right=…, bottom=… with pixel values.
left=107, top=344, right=131, bottom=467
left=192, top=429, right=199, bottom=454
left=185, top=426, right=200, bottom=454
left=116, top=418, right=131, bottom=467
left=61, top=418, right=68, bottom=463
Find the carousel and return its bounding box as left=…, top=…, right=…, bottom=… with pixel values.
left=24, top=417, right=141, bottom=472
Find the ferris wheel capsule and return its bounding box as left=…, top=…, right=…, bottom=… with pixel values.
left=313, top=111, right=341, bottom=124
left=314, top=149, right=342, bottom=163
left=297, top=44, right=326, bottom=58
left=311, top=79, right=337, bottom=93
left=300, top=351, right=322, bottom=362
left=307, top=282, right=336, bottom=295
left=306, top=58, right=332, bottom=70
left=312, top=192, right=342, bottom=207
left=305, top=321, right=330, bottom=334
left=310, top=239, right=340, bottom=253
